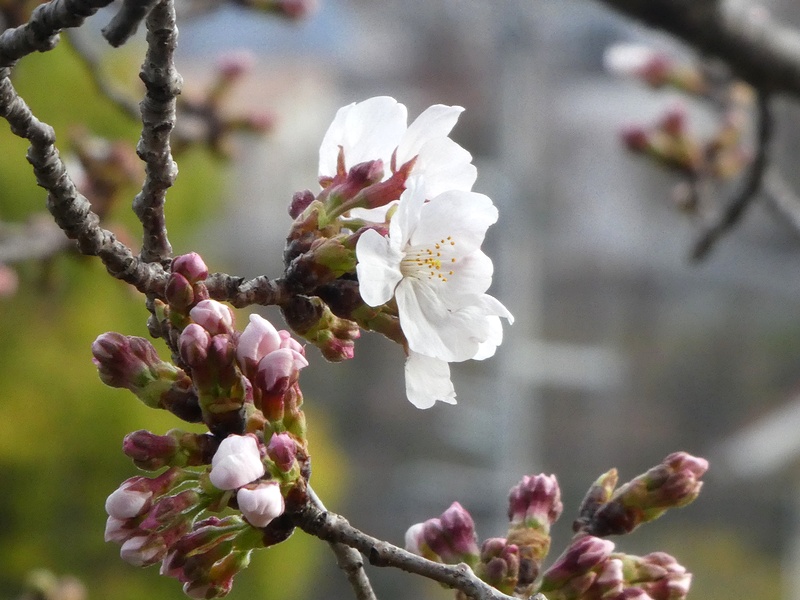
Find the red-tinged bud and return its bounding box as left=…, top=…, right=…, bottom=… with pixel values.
left=236, top=314, right=282, bottom=378
left=190, top=300, right=235, bottom=336
left=139, top=490, right=200, bottom=532
left=591, top=557, right=625, bottom=599
left=123, top=430, right=181, bottom=470
left=289, top=190, right=316, bottom=219
left=165, top=272, right=194, bottom=310
left=266, top=433, right=297, bottom=472
left=92, top=333, right=159, bottom=390
left=659, top=105, right=687, bottom=137
left=416, top=502, right=480, bottom=566
left=255, top=348, right=308, bottom=397
left=179, top=324, right=211, bottom=367
left=540, top=535, right=615, bottom=592
left=172, top=253, right=209, bottom=284
left=621, top=125, right=650, bottom=152
left=618, top=552, right=691, bottom=600
left=508, top=473, right=563, bottom=532
left=105, top=468, right=187, bottom=521
left=182, top=550, right=251, bottom=600
left=208, top=334, right=239, bottom=388
left=585, top=453, right=708, bottom=536
left=475, top=538, right=520, bottom=595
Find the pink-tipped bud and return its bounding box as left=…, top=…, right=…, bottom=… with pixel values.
left=266, top=433, right=297, bottom=472
left=236, top=314, right=282, bottom=376
left=421, top=502, right=480, bottom=565
left=105, top=483, right=153, bottom=520
left=190, top=299, right=235, bottom=336
left=92, top=333, right=160, bottom=391
left=508, top=473, right=563, bottom=532
left=172, top=253, right=209, bottom=284
left=237, top=481, right=285, bottom=527
left=123, top=430, right=180, bottom=470
left=621, top=125, right=650, bottom=152
left=476, top=538, right=520, bottom=595
left=540, top=535, right=615, bottom=591
left=165, top=272, right=195, bottom=310
left=138, top=489, right=200, bottom=532
left=209, top=434, right=265, bottom=490
left=289, top=190, right=316, bottom=219
left=659, top=104, right=688, bottom=137
left=178, top=324, right=211, bottom=367
left=254, top=348, right=308, bottom=397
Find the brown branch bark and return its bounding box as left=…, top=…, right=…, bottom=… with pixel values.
left=594, top=0, right=800, bottom=98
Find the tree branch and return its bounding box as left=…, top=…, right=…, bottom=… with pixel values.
left=102, top=0, right=161, bottom=47
left=205, top=273, right=292, bottom=308
left=132, top=0, right=180, bottom=265
left=593, top=0, right=800, bottom=98
left=691, top=89, right=773, bottom=260
left=292, top=501, right=542, bottom=600
left=307, top=487, right=378, bottom=600
left=0, top=69, right=167, bottom=294
left=0, top=0, right=113, bottom=67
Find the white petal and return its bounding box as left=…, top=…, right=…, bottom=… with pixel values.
left=436, top=250, right=495, bottom=306
left=237, top=482, right=285, bottom=528
left=411, top=190, right=498, bottom=256
left=390, top=175, right=427, bottom=249
left=209, top=435, right=265, bottom=490
left=318, top=97, right=406, bottom=176
left=473, top=315, right=503, bottom=360
left=356, top=229, right=404, bottom=306
left=415, top=137, right=477, bottom=196
left=396, top=279, right=488, bottom=362
left=405, top=352, right=456, bottom=409
left=237, top=314, right=282, bottom=369
left=397, top=104, right=464, bottom=164
left=105, top=485, right=151, bottom=520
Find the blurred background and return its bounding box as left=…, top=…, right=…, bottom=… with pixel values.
left=2, top=0, right=800, bottom=599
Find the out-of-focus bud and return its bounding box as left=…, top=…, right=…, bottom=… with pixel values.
left=620, top=552, right=692, bottom=600
left=539, top=535, right=615, bottom=594
left=659, top=104, right=687, bottom=137
left=584, top=453, right=708, bottom=537
left=237, top=481, right=285, bottom=527
left=178, top=324, right=211, bottom=367
left=603, top=44, right=667, bottom=81
left=217, top=50, right=255, bottom=81
left=182, top=550, right=251, bottom=600
left=475, top=538, right=520, bottom=595
left=209, top=434, right=265, bottom=491
left=190, top=299, right=236, bottom=336
left=289, top=189, right=316, bottom=219
left=172, top=252, right=209, bottom=284
left=621, top=125, right=650, bottom=153
left=573, top=469, right=618, bottom=534
left=236, top=314, right=282, bottom=377
left=0, top=263, right=18, bottom=298
left=266, top=433, right=298, bottom=472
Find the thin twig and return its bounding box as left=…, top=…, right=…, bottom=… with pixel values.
left=102, top=0, right=161, bottom=47
left=307, top=487, right=378, bottom=600
left=0, top=0, right=114, bottom=67
left=292, top=501, right=530, bottom=600
left=691, top=89, right=773, bottom=260
left=0, top=69, right=167, bottom=294
left=132, top=0, right=181, bottom=264
left=65, top=30, right=141, bottom=120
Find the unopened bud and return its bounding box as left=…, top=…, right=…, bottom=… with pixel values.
left=172, top=252, right=209, bottom=284
left=410, top=502, right=480, bottom=566
left=178, top=324, right=211, bottom=367
left=508, top=473, right=563, bottom=531
left=209, top=434, right=265, bottom=491
left=190, top=299, right=235, bottom=336
left=236, top=314, right=282, bottom=377
left=574, top=469, right=618, bottom=534
left=165, top=272, right=194, bottom=311
left=266, top=433, right=297, bottom=472
left=540, top=535, right=615, bottom=592
left=123, top=430, right=180, bottom=470
left=476, top=538, right=520, bottom=595
left=289, top=190, right=316, bottom=219
left=237, top=481, right=285, bottom=528
left=621, top=125, right=650, bottom=152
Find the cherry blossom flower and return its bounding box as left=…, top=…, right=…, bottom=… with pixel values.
left=356, top=175, right=513, bottom=408
left=318, top=96, right=477, bottom=218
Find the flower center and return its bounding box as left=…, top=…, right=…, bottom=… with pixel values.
left=400, top=236, right=457, bottom=282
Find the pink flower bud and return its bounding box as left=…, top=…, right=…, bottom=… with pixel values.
left=405, top=522, right=428, bottom=557
left=123, top=430, right=180, bottom=469
left=278, top=330, right=305, bottom=355
left=266, top=433, right=297, bottom=472
left=254, top=348, right=308, bottom=397
left=541, top=535, right=615, bottom=590
left=508, top=473, right=563, bottom=531
left=105, top=482, right=153, bottom=520
left=476, top=538, right=520, bottom=595
left=209, top=434, right=265, bottom=490
left=172, top=253, right=209, bottom=283
left=621, top=125, right=650, bottom=152
left=178, top=324, right=211, bottom=367
left=190, top=299, right=235, bottom=336
left=237, top=481, right=285, bottom=527
left=289, top=189, right=316, bottom=219
left=659, top=104, right=687, bottom=137
left=119, top=535, right=166, bottom=567
left=165, top=272, right=194, bottom=310
left=416, top=502, right=480, bottom=565
left=236, top=314, right=282, bottom=376
left=92, top=333, right=160, bottom=390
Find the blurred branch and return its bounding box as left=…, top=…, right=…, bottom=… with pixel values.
left=593, top=0, right=800, bottom=97
left=0, top=68, right=167, bottom=294
left=102, top=0, right=160, bottom=47
left=132, top=0, right=180, bottom=264
left=691, top=90, right=773, bottom=259
left=307, top=486, right=378, bottom=600
left=293, top=501, right=543, bottom=600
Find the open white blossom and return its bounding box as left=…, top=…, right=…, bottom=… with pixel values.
left=319, top=96, right=477, bottom=216
left=356, top=175, right=513, bottom=408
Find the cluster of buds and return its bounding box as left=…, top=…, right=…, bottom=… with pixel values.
left=605, top=43, right=754, bottom=214
left=94, top=252, right=312, bottom=598
left=405, top=453, right=706, bottom=600
left=173, top=51, right=275, bottom=159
